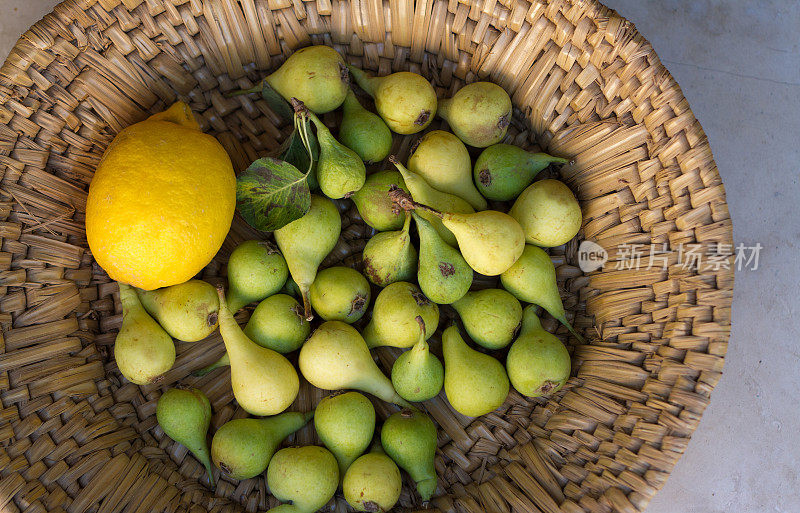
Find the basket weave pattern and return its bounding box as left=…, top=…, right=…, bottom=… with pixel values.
left=0, top=0, right=733, bottom=512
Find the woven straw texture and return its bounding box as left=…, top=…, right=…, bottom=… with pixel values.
left=0, top=0, right=733, bottom=512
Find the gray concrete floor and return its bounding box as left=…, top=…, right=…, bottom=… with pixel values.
left=2, top=1, right=799, bottom=512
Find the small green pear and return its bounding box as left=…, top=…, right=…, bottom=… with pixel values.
left=309, top=266, right=371, bottom=323
left=473, top=144, right=568, bottom=201
left=304, top=108, right=366, bottom=199
left=348, top=67, right=437, bottom=134
left=211, top=411, right=313, bottom=480
left=217, top=287, right=299, bottom=416
left=226, top=240, right=289, bottom=313
left=298, top=321, right=410, bottom=406
left=363, top=281, right=439, bottom=349
left=114, top=283, right=175, bottom=385
left=381, top=409, right=438, bottom=501
left=500, top=244, right=583, bottom=341
left=442, top=325, right=509, bottom=417
left=391, top=316, right=444, bottom=402
left=274, top=194, right=341, bottom=320
left=437, top=82, right=512, bottom=147
left=509, top=179, right=582, bottom=247
left=408, top=130, right=487, bottom=210
left=413, top=212, right=472, bottom=305
left=343, top=441, right=402, bottom=512
left=156, top=387, right=214, bottom=485
left=244, top=294, right=311, bottom=353
left=265, top=45, right=348, bottom=114
left=451, top=289, right=522, bottom=350
left=314, top=392, right=376, bottom=478
left=391, top=157, right=474, bottom=246
left=266, top=446, right=339, bottom=513
left=339, top=90, right=393, bottom=163
left=351, top=170, right=408, bottom=231
left=136, top=280, right=219, bottom=342
left=506, top=307, right=571, bottom=397
left=361, top=212, right=418, bottom=287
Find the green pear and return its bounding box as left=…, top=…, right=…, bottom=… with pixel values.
left=343, top=442, right=402, bottom=512
left=244, top=294, right=310, bottom=353
left=413, top=213, right=472, bottom=304
left=114, top=283, right=175, bottom=385
left=314, top=392, right=376, bottom=478
left=298, top=321, right=410, bottom=407
left=500, top=244, right=583, bottom=341
left=266, top=446, right=339, bottom=513
left=351, top=170, right=408, bottom=231
left=348, top=67, right=437, bottom=134
left=304, top=109, right=366, bottom=199
left=361, top=212, right=417, bottom=287
left=309, top=266, right=371, bottom=323
left=391, top=158, right=473, bottom=246
left=216, top=287, right=299, bottom=416
left=381, top=409, right=438, bottom=501
left=473, top=144, right=568, bottom=201
left=363, top=281, right=439, bottom=349
left=339, top=90, right=393, bottom=163
left=211, top=411, right=312, bottom=480
left=509, top=179, right=582, bottom=247
left=136, top=280, right=219, bottom=342
left=226, top=240, right=288, bottom=313
left=451, top=289, right=522, bottom=350
left=506, top=307, right=571, bottom=397
left=265, top=45, right=348, bottom=114
left=156, top=387, right=213, bottom=485
left=442, top=325, right=509, bottom=417
left=437, top=82, right=512, bottom=147
left=274, top=194, right=341, bottom=320
left=391, top=316, right=444, bottom=402
left=408, top=130, right=487, bottom=210
left=439, top=210, right=525, bottom=276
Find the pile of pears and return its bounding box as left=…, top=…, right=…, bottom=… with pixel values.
left=112, top=44, right=587, bottom=510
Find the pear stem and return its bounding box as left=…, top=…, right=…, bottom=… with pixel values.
left=386, top=178, right=444, bottom=220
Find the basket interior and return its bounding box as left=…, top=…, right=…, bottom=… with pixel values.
left=0, top=0, right=733, bottom=512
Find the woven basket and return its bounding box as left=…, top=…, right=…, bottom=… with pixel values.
left=0, top=0, right=733, bottom=512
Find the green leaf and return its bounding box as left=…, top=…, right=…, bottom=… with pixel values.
left=236, top=157, right=311, bottom=231
left=276, top=116, right=320, bottom=191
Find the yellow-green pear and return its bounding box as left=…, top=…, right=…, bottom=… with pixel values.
left=363, top=281, right=439, bottom=349
left=437, top=82, right=512, bottom=147
left=265, top=45, right=348, bottom=114
left=348, top=66, right=437, bottom=134
left=391, top=157, right=473, bottom=247
left=381, top=409, right=438, bottom=501
left=439, top=209, right=524, bottom=276
left=408, top=130, right=487, bottom=210
left=309, top=266, right=371, bottom=323
left=304, top=108, right=366, bottom=199
left=509, top=179, right=582, bottom=247
left=216, top=287, right=299, bottom=416
left=339, top=90, right=393, bottom=163
left=474, top=144, right=568, bottom=201
left=500, top=244, right=583, bottom=341
left=361, top=212, right=418, bottom=287
left=211, top=411, right=312, bottom=480
left=266, top=446, right=339, bottom=513
left=244, top=294, right=310, bottom=353
left=298, top=321, right=410, bottom=407
left=391, top=316, right=444, bottom=402
left=274, top=194, right=341, bottom=320
left=156, top=388, right=214, bottom=485
left=451, top=289, right=522, bottom=349
left=413, top=212, right=472, bottom=305
left=114, top=282, right=175, bottom=385
left=351, top=170, right=409, bottom=231
left=314, top=392, right=376, bottom=478
left=136, top=280, right=219, bottom=342
left=225, top=240, right=288, bottom=312
left=506, top=307, right=571, bottom=397
left=343, top=442, right=402, bottom=512
left=442, top=325, right=509, bottom=417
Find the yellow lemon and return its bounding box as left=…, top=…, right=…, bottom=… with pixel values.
left=86, top=102, right=236, bottom=290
